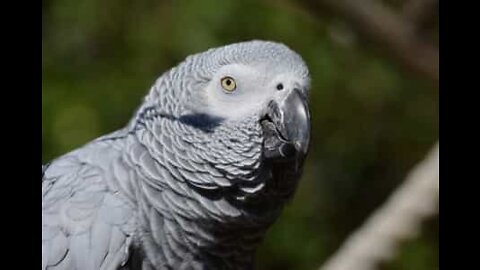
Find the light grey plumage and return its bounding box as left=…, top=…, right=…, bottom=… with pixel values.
left=42, top=40, right=311, bottom=270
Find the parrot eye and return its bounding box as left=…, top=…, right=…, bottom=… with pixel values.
left=220, top=76, right=236, bottom=92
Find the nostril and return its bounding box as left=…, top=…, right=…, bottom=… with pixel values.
left=276, top=83, right=284, bottom=91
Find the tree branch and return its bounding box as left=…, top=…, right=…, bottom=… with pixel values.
left=300, top=0, right=439, bottom=85
left=402, top=0, right=438, bottom=29
left=319, top=142, right=439, bottom=270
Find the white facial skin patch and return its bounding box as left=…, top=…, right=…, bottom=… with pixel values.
left=202, top=63, right=308, bottom=122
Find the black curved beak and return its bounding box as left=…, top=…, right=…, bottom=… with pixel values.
left=262, top=88, right=311, bottom=160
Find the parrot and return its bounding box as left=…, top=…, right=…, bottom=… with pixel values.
left=42, top=40, right=311, bottom=270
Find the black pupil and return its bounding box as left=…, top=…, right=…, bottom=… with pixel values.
left=226, top=80, right=231, bottom=86
left=276, top=83, right=284, bottom=90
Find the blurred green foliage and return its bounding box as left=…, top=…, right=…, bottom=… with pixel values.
left=42, top=0, right=438, bottom=269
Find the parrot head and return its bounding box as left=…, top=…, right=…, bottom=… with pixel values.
left=136, top=40, right=311, bottom=200
left=181, top=40, right=310, bottom=160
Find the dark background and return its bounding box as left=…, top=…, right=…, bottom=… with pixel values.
left=42, top=0, right=438, bottom=269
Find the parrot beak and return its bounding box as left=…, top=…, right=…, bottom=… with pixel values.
left=261, top=88, right=311, bottom=160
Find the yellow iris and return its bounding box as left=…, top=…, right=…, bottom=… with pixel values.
left=221, top=76, right=236, bottom=92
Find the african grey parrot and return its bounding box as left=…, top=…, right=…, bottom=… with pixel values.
left=42, top=40, right=311, bottom=270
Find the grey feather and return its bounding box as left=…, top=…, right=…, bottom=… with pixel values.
left=43, top=40, right=311, bottom=270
